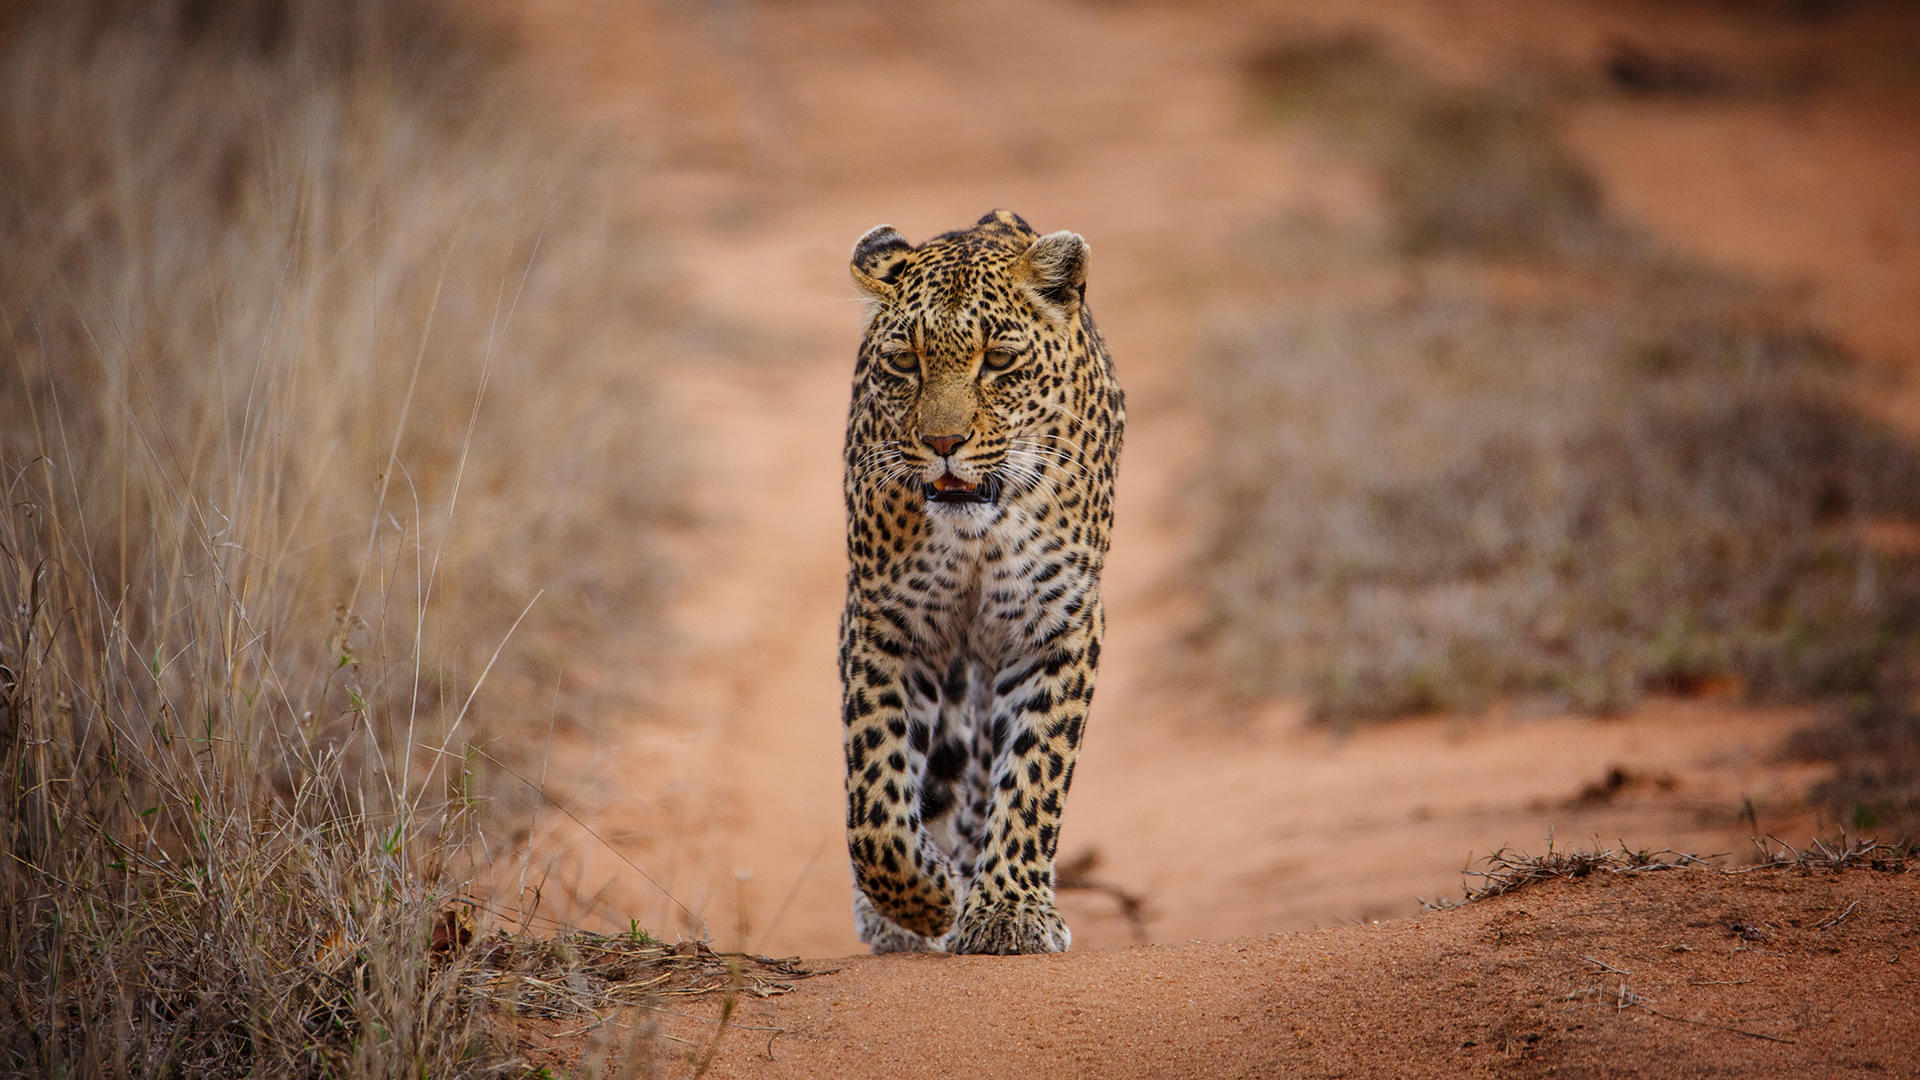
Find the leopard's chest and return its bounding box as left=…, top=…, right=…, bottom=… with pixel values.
left=873, top=497, right=1095, bottom=666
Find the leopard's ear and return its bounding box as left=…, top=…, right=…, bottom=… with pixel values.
left=850, top=225, right=913, bottom=305
left=1013, top=230, right=1089, bottom=324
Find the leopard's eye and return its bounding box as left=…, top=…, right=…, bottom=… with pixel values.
left=882, top=349, right=920, bottom=375
left=982, top=347, right=1019, bottom=372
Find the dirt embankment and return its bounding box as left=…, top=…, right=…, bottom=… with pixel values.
left=477, top=0, right=1920, bottom=1075
left=665, top=863, right=1917, bottom=1080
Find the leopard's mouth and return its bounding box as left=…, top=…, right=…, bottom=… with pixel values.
left=923, top=472, right=1001, bottom=505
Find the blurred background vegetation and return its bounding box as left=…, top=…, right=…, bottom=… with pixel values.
left=1190, top=20, right=1920, bottom=844
left=1198, top=35, right=1920, bottom=721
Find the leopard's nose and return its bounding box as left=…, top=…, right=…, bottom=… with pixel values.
left=921, top=432, right=970, bottom=457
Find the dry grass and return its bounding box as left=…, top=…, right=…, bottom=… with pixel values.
left=1246, top=33, right=1627, bottom=258
left=1784, top=698, right=1920, bottom=839
left=0, top=0, right=682, bottom=1074
left=1196, top=35, right=1920, bottom=721
left=1449, top=845, right=1713, bottom=905
left=1433, top=837, right=1912, bottom=908
left=464, top=925, right=818, bottom=1017
left=1198, top=287, right=1920, bottom=718
left=2, top=0, right=677, bottom=728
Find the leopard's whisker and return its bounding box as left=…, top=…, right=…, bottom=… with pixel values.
left=1010, top=435, right=1082, bottom=456
left=874, top=461, right=918, bottom=490
left=1006, top=442, right=1091, bottom=481
left=1021, top=433, right=1084, bottom=448
left=1046, top=401, right=1109, bottom=438
left=1002, top=456, right=1054, bottom=487
left=993, top=459, right=1044, bottom=494
left=1008, top=445, right=1080, bottom=469
left=856, top=447, right=902, bottom=471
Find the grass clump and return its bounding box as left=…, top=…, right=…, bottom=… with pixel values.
left=1434, top=837, right=1912, bottom=908
left=1197, top=291, right=1920, bottom=719
left=1445, top=844, right=1710, bottom=906
left=1, top=0, right=678, bottom=1073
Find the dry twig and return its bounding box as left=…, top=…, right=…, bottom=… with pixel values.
left=1815, top=900, right=1861, bottom=930
left=1055, top=848, right=1153, bottom=944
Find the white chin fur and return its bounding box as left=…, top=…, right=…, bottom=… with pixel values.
left=926, top=499, right=1000, bottom=539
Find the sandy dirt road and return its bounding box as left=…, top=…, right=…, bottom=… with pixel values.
left=486, top=0, right=1886, bottom=957
left=473, top=1, right=1920, bottom=1074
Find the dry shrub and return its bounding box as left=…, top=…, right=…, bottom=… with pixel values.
left=1246, top=33, right=1625, bottom=258
left=1, top=0, right=674, bottom=1073
left=1198, top=288, right=1920, bottom=719
left=1785, top=699, right=1920, bottom=839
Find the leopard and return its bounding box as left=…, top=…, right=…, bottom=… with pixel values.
left=839, top=209, right=1125, bottom=955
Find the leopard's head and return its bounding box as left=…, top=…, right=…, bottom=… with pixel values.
left=847, top=210, right=1092, bottom=510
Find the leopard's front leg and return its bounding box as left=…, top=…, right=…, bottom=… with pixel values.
left=842, top=605, right=958, bottom=944
left=948, top=607, right=1101, bottom=955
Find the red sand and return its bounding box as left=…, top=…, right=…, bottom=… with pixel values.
left=479, top=1, right=1920, bottom=1074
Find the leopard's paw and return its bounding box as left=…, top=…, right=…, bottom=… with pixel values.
left=948, top=896, right=1071, bottom=955
left=854, top=890, right=947, bottom=955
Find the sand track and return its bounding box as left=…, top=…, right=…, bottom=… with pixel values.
left=478, top=1, right=1920, bottom=1074
left=668, top=865, right=1917, bottom=1079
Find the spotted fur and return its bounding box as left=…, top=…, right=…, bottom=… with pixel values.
left=840, top=210, right=1125, bottom=955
